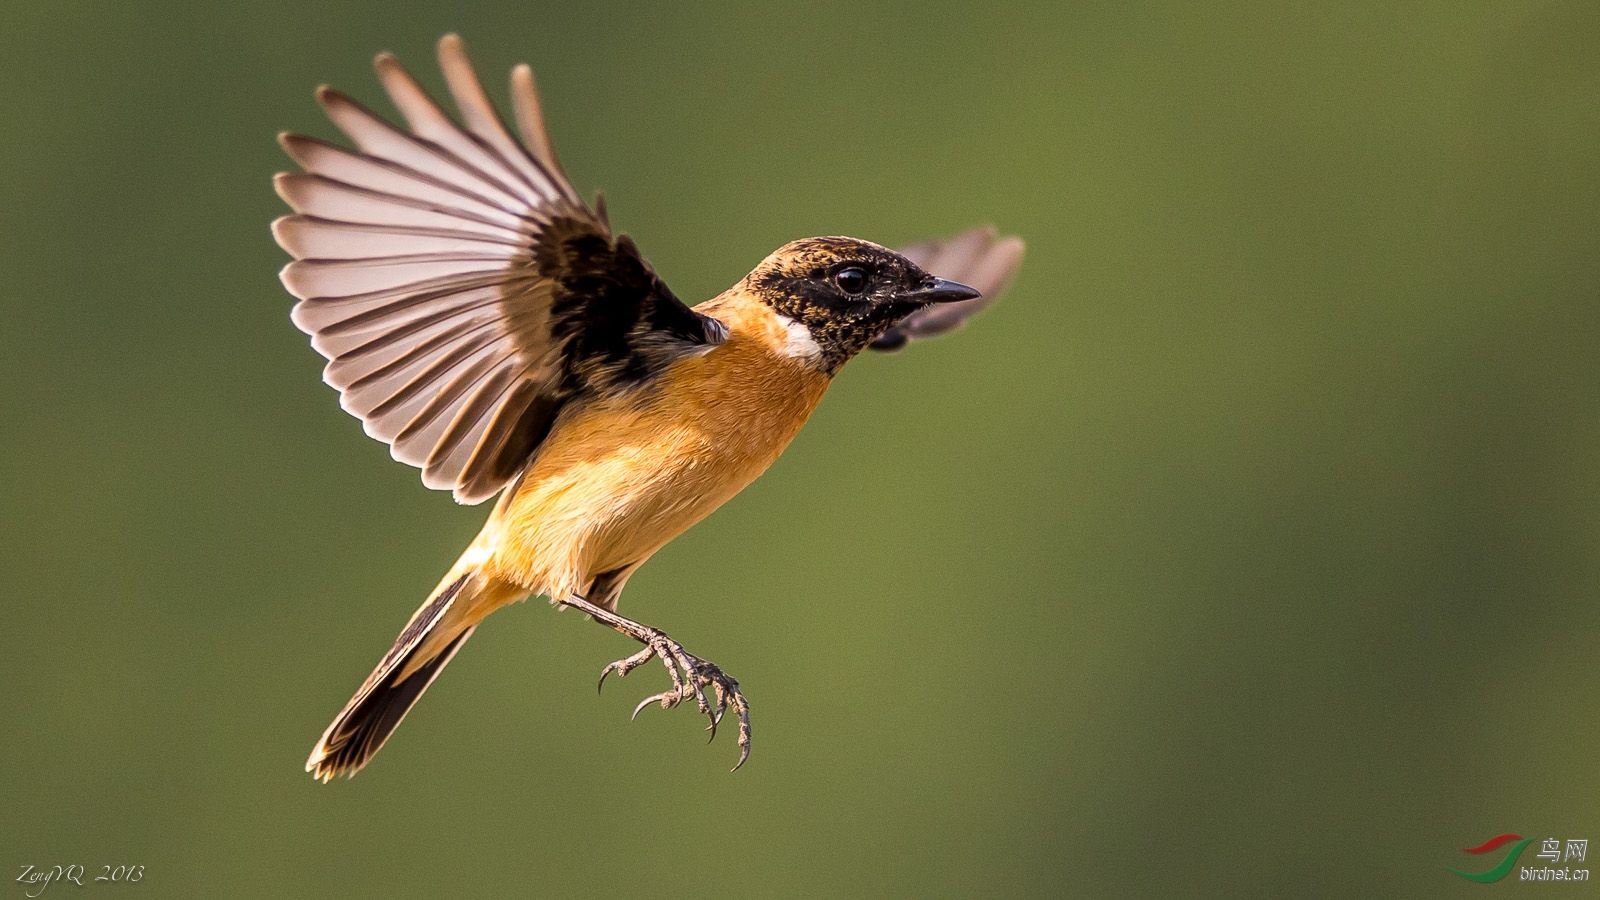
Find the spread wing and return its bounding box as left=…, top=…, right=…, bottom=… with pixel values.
left=871, top=226, right=1025, bottom=351
left=272, top=34, right=724, bottom=504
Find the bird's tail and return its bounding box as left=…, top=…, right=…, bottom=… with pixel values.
left=305, top=556, right=523, bottom=782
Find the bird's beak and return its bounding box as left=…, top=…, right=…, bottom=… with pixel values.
left=905, top=277, right=982, bottom=305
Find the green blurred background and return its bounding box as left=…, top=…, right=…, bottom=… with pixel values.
left=3, top=1, right=1598, bottom=896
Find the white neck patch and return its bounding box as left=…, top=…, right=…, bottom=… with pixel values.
left=773, top=313, right=822, bottom=359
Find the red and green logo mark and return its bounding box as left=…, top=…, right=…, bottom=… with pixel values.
left=1449, top=834, right=1534, bottom=882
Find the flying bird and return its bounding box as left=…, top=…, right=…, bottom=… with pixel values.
left=272, top=34, right=1024, bottom=780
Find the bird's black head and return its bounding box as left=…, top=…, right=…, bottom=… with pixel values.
left=743, top=236, right=980, bottom=373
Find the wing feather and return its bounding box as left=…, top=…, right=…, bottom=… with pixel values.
left=274, top=172, right=520, bottom=237
left=295, top=280, right=504, bottom=340
left=282, top=256, right=514, bottom=299
left=456, top=380, right=554, bottom=500
left=509, top=64, right=568, bottom=184
left=272, top=216, right=521, bottom=259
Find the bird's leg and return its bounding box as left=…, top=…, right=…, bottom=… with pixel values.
left=560, top=595, right=751, bottom=770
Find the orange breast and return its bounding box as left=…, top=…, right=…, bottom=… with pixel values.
left=482, top=293, right=833, bottom=602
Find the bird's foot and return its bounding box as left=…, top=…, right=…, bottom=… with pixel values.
left=597, top=627, right=751, bottom=771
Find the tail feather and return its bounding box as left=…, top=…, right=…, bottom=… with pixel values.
left=307, top=574, right=474, bottom=781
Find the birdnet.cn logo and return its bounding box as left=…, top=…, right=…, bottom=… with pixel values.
left=1448, top=834, right=1589, bottom=883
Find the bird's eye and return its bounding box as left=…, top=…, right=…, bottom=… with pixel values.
left=834, top=267, right=867, bottom=295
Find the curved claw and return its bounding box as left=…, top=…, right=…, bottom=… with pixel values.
left=705, top=688, right=728, bottom=742
left=599, top=644, right=659, bottom=694
left=631, top=695, right=658, bottom=721
left=731, top=742, right=750, bottom=773
left=630, top=689, right=680, bottom=721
